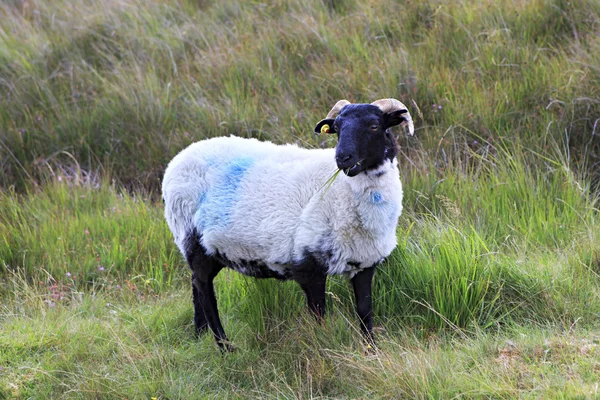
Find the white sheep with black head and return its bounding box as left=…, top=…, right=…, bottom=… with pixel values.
left=162, top=98, right=414, bottom=350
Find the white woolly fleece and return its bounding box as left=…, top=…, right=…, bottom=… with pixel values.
left=162, top=136, right=404, bottom=276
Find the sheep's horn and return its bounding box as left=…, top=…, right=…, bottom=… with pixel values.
left=371, top=98, right=414, bottom=135
left=326, top=100, right=351, bottom=119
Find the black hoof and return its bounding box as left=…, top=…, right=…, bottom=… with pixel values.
left=217, top=340, right=235, bottom=353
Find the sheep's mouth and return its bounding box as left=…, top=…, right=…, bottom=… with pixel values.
left=342, top=162, right=363, bottom=177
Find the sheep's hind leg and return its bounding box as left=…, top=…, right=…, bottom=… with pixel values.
left=185, top=232, right=232, bottom=351
left=191, top=272, right=208, bottom=335
left=191, top=259, right=232, bottom=351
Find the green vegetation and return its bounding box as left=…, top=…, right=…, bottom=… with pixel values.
left=1, top=0, right=600, bottom=398
left=2, top=0, right=599, bottom=191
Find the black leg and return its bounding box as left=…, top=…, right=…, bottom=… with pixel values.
left=191, top=263, right=233, bottom=351
left=191, top=273, right=208, bottom=335
left=299, top=279, right=327, bottom=319
left=351, top=267, right=376, bottom=344
left=293, top=255, right=328, bottom=319
left=185, top=230, right=232, bottom=351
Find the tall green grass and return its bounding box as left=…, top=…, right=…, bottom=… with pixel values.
left=0, top=179, right=183, bottom=291
left=1, top=0, right=599, bottom=191
left=2, top=143, right=598, bottom=331
left=1, top=151, right=597, bottom=400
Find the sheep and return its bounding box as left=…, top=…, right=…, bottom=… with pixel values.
left=162, top=98, right=414, bottom=350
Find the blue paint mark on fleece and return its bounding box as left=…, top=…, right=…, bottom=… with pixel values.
left=360, top=190, right=400, bottom=233
left=370, top=191, right=383, bottom=205
left=194, top=157, right=254, bottom=232
left=196, top=192, right=207, bottom=208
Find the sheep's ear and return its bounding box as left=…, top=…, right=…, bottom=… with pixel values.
left=382, top=109, right=408, bottom=129
left=314, top=118, right=337, bottom=135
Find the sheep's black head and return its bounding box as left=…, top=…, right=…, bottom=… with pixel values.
left=314, top=99, right=414, bottom=177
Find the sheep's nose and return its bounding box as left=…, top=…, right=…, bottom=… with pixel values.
left=336, top=154, right=351, bottom=163
left=336, top=153, right=354, bottom=169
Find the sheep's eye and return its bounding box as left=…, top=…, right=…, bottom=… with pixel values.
left=370, top=124, right=379, bottom=131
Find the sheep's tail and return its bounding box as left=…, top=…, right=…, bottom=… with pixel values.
left=163, top=196, right=195, bottom=256
left=162, top=166, right=207, bottom=257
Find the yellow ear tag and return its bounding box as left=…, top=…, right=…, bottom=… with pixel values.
left=320, top=124, right=330, bottom=134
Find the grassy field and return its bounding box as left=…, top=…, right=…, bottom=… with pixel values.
left=1, top=0, right=600, bottom=398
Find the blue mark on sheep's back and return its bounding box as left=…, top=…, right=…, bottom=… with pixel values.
left=195, top=157, right=255, bottom=232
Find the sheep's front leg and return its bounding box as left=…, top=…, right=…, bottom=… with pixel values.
left=351, top=267, right=376, bottom=345
left=299, top=279, right=327, bottom=319
left=293, top=257, right=327, bottom=319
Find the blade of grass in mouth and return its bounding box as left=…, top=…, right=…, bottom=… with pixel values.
left=319, top=168, right=342, bottom=198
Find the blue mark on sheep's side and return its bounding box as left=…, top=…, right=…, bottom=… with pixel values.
left=195, top=157, right=255, bottom=232
left=370, top=191, right=383, bottom=205
left=193, top=192, right=208, bottom=231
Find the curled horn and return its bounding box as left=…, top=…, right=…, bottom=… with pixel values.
left=371, top=98, right=414, bottom=136
left=326, top=99, right=351, bottom=119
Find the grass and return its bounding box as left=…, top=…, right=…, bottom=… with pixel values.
left=2, top=146, right=600, bottom=397
left=2, top=271, right=600, bottom=398
left=0, top=179, right=181, bottom=287
left=1, top=0, right=600, bottom=397
left=1, top=0, right=599, bottom=191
